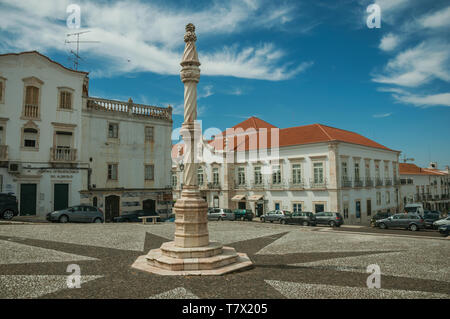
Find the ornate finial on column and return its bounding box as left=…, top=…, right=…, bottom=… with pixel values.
left=184, top=23, right=197, bottom=43
left=181, top=23, right=200, bottom=69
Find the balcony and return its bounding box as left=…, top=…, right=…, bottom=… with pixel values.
left=23, top=104, right=40, bottom=119
left=50, top=147, right=77, bottom=162
left=354, top=178, right=363, bottom=188
left=251, top=181, right=266, bottom=190
left=365, top=177, right=374, bottom=187
left=394, top=178, right=401, bottom=185
left=310, top=178, right=327, bottom=189
left=289, top=178, right=305, bottom=189
left=234, top=180, right=248, bottom=190
left=375, top=178, right=383, bottom=186
left=342, top=178, right=352, bottom=188
left=385, top=178, right=392, bottom=186
left=0, top=145, right=7, bottom=160
left=209, top=182, right=221, bottom=189
left=269, top=179, right=287, bottom=190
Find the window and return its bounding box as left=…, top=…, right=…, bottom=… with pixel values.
left=292, top=163, right=302, bottom=184
left=108, top=123, right=119, bottom=138
left=23, top=128, right=38, bottom=148
left=213, top=167, right=219, bottom=185
left=376, top=192, right=381, bottom=205
left=55, top=131, right=72, bottom=148
left=25, top=86, right=39, bottom=106
left=313, top=162, right=324, bottom=183
left=293, top=203, right=302, bottom=212
left=237, top=167, right=246, bottom=185
left=384, top=163, right=389, bottom=179
left=393, top=165, right=397, bottom=180
left=0, top=126, right=3, bottom=145
left=145, top=165, right=154, bottom=180
left=375, top=163, right=380, bottom=178
left=386, top=191, right=390, bottom=204
left=172, top=174, right=177, bottom=187
left=272, top=165, right=281, bottom=184
left=145, top=126, right=154, bottom=141
left=59, top=91, right=72, bottom=109
left=342, top=162, right=348, bottom=180
left=197, top=167, right=204, bottom=185
left=254, top=166, right=262, bottom=184
left=365, top=162, right=371, bottom=178
left=108, top=164, right=118, bottom=180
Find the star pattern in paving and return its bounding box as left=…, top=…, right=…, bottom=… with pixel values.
left=0, top=232, right=449, bottom=299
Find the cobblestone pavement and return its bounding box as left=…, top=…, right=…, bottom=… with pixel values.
left=0, top=221, right=449, bottom=299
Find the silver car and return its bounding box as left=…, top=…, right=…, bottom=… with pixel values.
left=46, top=205, right=104, bottom=223
left=376, top=213, right=425, bottom=231
left=207, top=208, right=235, bottom=221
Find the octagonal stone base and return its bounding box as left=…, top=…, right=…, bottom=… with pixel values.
left=131, top=241, right=253, bottom=276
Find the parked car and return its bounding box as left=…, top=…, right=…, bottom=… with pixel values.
left=113, top=210, right=159, bottom=223
left=433, top=216, right=450, bottom=229
left=314, top=212, right=344, bottom=227
left=370, top=212, right=392, bottom=227
left=260, top=210, right=291, bottom=224
left=207, top=208, right=235, bottom=221
left=423, top=211, right=441, bottom=229
left=46, top=205, right=104, bottom=223
left=375, top=213, right=425, bottom=231
left=438, top=224, right=450, bottom=237
left=0, top=193, right=19, bottom=220
left=156, top=208, right=172, bottom=220
left=284, top=211, right=316, bottom=226
left=404, top=203, right=424, bottom=215
left=233, top=209, right=254, bottom=221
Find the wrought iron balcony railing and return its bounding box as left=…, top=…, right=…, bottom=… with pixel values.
left=309, top=178, right=327, bottom=189
left=376, top=178, right=383, bottom=186
left=365, top=177, right=374, bottom=187
left=385, top=178, right=392, bottom=186
left=354, top=178, right=363, bottom=187
left=342, top=178, right=352, bottom=188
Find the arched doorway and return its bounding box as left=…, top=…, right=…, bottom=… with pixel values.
left=143, top=199, right=156, bottom=214
left=105, top=195, right=120, bottom=222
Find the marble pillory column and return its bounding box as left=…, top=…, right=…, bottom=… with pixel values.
left=131, top=24, right=253, bottom=275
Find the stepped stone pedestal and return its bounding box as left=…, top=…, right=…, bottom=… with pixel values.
left=131, top=23, right=253, bottom=276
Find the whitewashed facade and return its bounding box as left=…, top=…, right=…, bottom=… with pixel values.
left=0, top=51, right=173, bottom=219
left=400, top=163, right=449, bottom=213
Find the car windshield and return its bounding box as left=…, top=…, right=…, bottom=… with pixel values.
left=223, top=209, right=232, bottom=214
left=405, top=206, right=419, bottom=213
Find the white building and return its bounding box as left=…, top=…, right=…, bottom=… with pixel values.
left=0, top=51, right=173, bottom=220
left=172, top=117, right=401, bottom=225
left=400, top=162, right=449, bottom=214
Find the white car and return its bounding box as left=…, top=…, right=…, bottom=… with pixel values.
left=433, top=216, right=450, bottom=229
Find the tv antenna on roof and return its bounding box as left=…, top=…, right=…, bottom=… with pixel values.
left=402, top=156, right=414, bottom=163
left=65, top=30, right=100, bottom=70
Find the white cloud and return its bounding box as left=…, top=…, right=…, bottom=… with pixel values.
left=393, top=93, right=450, bottom=108
left=372, top=112, right=392, bottom=118
left=373, top=42, right=450, bottom=87
left=379, top=33, right=399, bottom=52
left=0, top=0, right=308, bottom=81
left=420, top=6, right=450, bottom=29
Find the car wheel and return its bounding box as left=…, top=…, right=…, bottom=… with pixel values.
left=218, top=217, right=222, bottom=221
left=409, top=224, right=418, bottom=231
left=379, top=223, right=387, bottom=229
left=261, top=218, right=265, bottom=223
left=59, top=215, right=69, bottom=223
left=329, top=221, right=336, bottom=227
left=280, top=219, right=286, bottom=225
left=2, top=209, right=15, bottom=220
left=302, top=221, right=309, bottom=226
left=93, top=218, right=102, bottom=223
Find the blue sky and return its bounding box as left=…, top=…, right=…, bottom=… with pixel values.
left=0, top=0, right=449, bottom=168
